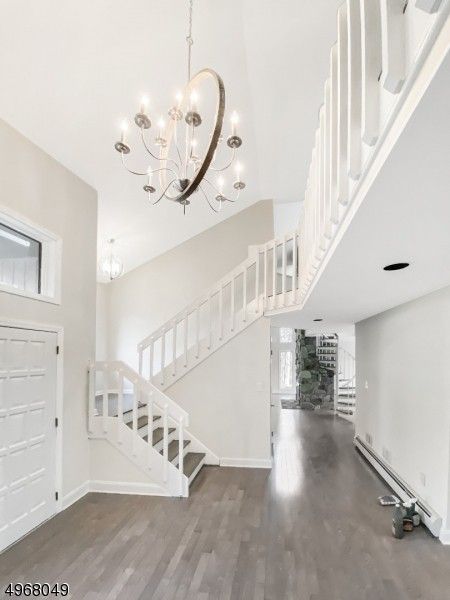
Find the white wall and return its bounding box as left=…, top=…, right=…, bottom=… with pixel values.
left=356, top=285, right=450, bottom=524
left=167, top=317, right=272, bottom=466
left=105, top=200, right=274, bottom=370
left=96, top=283, right=108, bottom=361
left=0, top=118, right=97, bottom=497
left=273, top=202, right=300, bottom=238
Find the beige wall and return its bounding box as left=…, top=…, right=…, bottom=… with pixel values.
left=104, top=200, right=274, bottom=370
left=167, top=317, right=272, bottom=465
left=0, top=119, right=97, bottom=497
left=356, top=285, right=450, bottom=526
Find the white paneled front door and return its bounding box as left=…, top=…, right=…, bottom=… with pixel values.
left=0, top=326, right=58, bottom=552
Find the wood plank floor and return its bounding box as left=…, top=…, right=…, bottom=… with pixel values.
left=1, top=410, right=450, bottom=599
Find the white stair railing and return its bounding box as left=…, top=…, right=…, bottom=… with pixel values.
left=88, top=360, right=190, bottom=496
left=298, top=0, right=449, bottom=305
left=138, top=231, right=300, bottom=389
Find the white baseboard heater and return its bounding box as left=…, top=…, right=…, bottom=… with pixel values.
left=354, top=435, right=442, bottom=538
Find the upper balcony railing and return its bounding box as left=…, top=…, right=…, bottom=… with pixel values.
left=297, top=0, right=449, bottom=303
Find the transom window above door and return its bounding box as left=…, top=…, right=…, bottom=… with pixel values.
left=0, top=222, right=42, bottom=294
left=0, top=209, right=61, bottom=304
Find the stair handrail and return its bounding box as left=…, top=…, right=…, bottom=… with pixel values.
left=138, top=229, right=300, bottom=350
left=137, top=229, right=301, bottom=384
left=90, top=360, right=189, bottom=426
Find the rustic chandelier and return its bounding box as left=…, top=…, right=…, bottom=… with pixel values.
left=114, top=0, right=246, bottom=214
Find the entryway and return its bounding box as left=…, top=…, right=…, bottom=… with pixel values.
left=0, top=325, right=58, bottom=552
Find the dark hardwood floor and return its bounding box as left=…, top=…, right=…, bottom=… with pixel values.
left=1, top=410, right=450, bottom=599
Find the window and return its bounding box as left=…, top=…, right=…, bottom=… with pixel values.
left=279, top=350, right=293, bottom=389
left=0, top=223, right=42, bottom=294
left=279, top=327, right=293, bottom=343
left=0, top=209, right=61, bottom=304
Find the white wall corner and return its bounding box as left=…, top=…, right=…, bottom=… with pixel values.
left=61, top=481, right=90, bottom=511
left=220, top=457, right=272, bottom=469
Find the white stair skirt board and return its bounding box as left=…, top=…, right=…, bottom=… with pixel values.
left=354, top=436, right=443, bottom=539
left=220, top=458, right=272, bottom=469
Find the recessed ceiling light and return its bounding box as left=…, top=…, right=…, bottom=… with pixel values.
left=313, top=318, right=323, bottom=322
left=383, top=262, right=410, bottom=271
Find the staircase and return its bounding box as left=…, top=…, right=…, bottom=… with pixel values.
left=336, top=348, right=356, bottom=422
left=316, top=334, right=338, bottom=370
left=89, top=231, right=301, bottom=496
left=88, top=361, right=217, bottom=496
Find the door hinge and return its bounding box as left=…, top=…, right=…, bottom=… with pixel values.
left=55, top=417, right=59, bottom=428
left=55, top=491, right=59, bottom=501
left=56, top=345, right=60, bottom=355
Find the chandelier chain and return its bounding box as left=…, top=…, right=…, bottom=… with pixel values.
left=186, top=0, right=194, bottom=82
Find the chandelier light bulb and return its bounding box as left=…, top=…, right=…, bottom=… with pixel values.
left=190, top=90, right=198, bottom=111
left=231, top=111, right=239, bottom=135
left=120, top=120, right=128, bottom=143
left=175, top=91, right=183, bottom=107
left=147, top=167, right=153, bottom=184
left=235, top=161, right=242, bottom=179
left=217, top=176, right=225, bottom=193
left=140, top=96, right=149, bottom=114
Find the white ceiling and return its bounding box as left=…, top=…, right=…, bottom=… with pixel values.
left=0, top=0, right=342, bottom=274
left=272, top=51, right=450, bottom=332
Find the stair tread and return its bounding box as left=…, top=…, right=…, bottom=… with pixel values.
left=117, top=404, right=159, bottom=417
left=183, top=452, right=205, bottom=478
left=160, top=439, right=191, bottom=462
left=143, top=427, right=176, bottom=445
left=125, top=414, right=161, bottom=429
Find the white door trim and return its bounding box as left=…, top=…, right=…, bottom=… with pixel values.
left=0, top=318, right=64, bottom=514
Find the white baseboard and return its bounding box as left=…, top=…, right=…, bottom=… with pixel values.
left=354, top=435, right=443, bottom=539
left=220, top=457, right=272, bottom=469
left=439, top=529, right=450, bottom=545
left=89, top=480, right=169, bottom=496
left=61, top=481, right=90, bottom=511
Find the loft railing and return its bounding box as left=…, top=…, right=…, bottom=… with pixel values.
left=298, top=0, right=449, bottom=303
